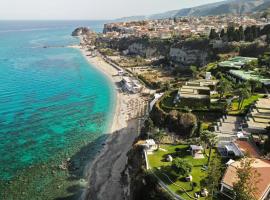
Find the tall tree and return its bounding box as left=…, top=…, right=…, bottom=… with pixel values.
left=217, top=77, right=232, bottom=100
left=239, top=26, right=245, bottom=41
left=220, top=29, right=225, bottom=39
left=206, top=156, right=222, bottom=200
left=251, top=25, right=260, bottom=39
left=200, top=130, right=218, bottom=166
left=248, top=79, right=262, bottom=94
left=227, top=26, right=236, bottom=42
left=261, top=24, right=270, bottom=35
left=235, top=86, right=250, bottom=110
left=209, top=29, right=219, bottom=40
left=234, top=29, right=240, bottom=42
left=244, top=27, right=253, bottom=42
left=233, top=158, right=261, bottom=200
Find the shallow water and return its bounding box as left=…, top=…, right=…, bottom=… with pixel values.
left=0, top=20, right=115, bottom=199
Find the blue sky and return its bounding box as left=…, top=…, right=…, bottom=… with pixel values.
left=0, top=0, right=224, bottom=20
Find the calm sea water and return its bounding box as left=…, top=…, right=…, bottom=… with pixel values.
left=0, top=21, right=115, bottom=199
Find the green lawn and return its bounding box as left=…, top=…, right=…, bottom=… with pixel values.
left=148, top=144, right=217, bottom=200
left=228, top=94, right=263, bottom=115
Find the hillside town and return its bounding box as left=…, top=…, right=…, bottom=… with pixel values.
left=74, top=11, right=270, bottom=200
left=103, top=15, right=268, bottom=39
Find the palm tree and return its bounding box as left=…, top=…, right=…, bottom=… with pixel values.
left=248, top=80, right=262, bottom=94
left=200, top=130, right=209, bottom=153
left=235, top=86, right=250, bottom=110
left=200, top=130, right=218, bottom=166
left=217, top=77, right=232, bottom=100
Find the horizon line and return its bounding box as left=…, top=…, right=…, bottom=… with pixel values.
left=0, top=19, right=112, bottom=21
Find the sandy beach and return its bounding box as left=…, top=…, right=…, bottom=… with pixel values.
left=75, top=45, right=148, bottom=200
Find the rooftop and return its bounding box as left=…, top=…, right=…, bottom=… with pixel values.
left=222, top=158, right=270, bottom=200
left=219, top=56, right=257, bottom=69
left=229, top=70, right=270, bottom=85
left=190, top=145, right=203, bottom=150
left=235, top=140, right=260, bottom=158
left=176, top=81, right=211, bottom=100
left=181, top=85, right=210, bottom=91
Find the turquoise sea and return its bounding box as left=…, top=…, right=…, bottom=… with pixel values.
left=0, top=21, right=115, bottom=199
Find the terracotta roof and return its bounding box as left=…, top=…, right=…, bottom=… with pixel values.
left=235, top=140, right=260, bottom=158
left=222, top=158, right=270, bottom=200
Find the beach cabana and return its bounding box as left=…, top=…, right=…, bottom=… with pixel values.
left=190, top=145, right=204, bottom=158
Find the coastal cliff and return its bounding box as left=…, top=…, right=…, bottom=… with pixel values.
left=122, top=144, right=173, bottom=200
left=169, top=47, right=208, bottom=67
left=127, top=43, right=158, bottom=58
left=97, top=34, right=214, bottom=67
left=168, top=37, right=213, bottom=67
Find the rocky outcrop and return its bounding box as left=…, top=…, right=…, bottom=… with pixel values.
left=169, top=47, right=208, bottom=67
left=97, top=35, right=215, bottom=66
left=127, top=43, right=157, bottom=58
left=168, top=37, right=214, bottom=67
left=71, top=27, right=92, bottom=36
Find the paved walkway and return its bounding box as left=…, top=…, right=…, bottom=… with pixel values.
left=215, top=116, right=242, bottom=140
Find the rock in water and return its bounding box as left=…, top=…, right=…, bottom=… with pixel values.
left=72, top=27, right=91, bottom=36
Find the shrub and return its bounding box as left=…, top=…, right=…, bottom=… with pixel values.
left=171, top=158, right=192, bottom=177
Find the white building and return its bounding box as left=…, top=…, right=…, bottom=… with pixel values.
left=137, top=139, right=158, bottom=153
left=121, top=76, right=142, bottom=93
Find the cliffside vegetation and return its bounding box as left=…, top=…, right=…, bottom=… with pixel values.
left=125, top=143, right=173, bottom=200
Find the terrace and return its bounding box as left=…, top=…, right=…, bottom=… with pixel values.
left=184, top=79, right=218, bottom=91
left=246, top=98, right=270, bottom=134
left=173, top=79, right=218, bottom=109
left=218, top=56, right=258, bottom=70
left=229, top=70, right=270, bottom=86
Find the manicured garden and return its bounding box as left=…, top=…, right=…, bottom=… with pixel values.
left=228, top=94, right=263, bottom=115
left=147, top=144, right=218, bottom=200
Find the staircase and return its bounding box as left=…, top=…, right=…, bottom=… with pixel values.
left=215, top=115, right=243, bottom=141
